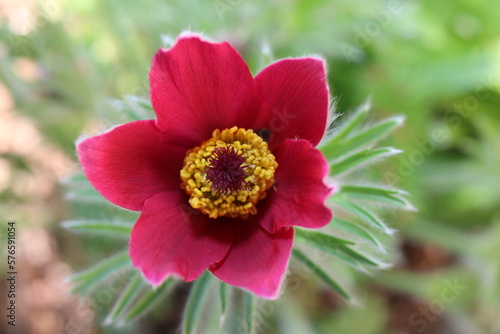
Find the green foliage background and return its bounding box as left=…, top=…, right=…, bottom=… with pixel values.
left=1, top=0, right=500, bottom=333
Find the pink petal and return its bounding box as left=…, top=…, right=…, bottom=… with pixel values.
left=259, top=139, right=333, bottom=234
left=210, top=223, right=294, bottom=299
left=130, top=192, right=234, bottom=284
left=150, top=35, right=260, bottom=147
left=77, top=120, right=185, bottom=211
left=252, top=58, right=329, bottom=149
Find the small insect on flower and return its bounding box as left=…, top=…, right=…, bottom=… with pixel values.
left=77, top=33, right=333, bottom=299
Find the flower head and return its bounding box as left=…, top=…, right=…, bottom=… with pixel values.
left=77, top=35, right=333, bottom=299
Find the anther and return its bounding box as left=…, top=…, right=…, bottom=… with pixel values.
left=180, top=127, right=278, bottom=219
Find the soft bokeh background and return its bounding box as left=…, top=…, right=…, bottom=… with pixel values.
left=1, top=0, right=500, bottom=333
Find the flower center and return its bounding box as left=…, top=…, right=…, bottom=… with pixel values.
left=205, top=146, right=249, bottom=194
left=180, top=126, right=278, bottom=219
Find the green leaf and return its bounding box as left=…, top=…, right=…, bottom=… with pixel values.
left=333, top=197, right=395, bottom=235
left=220, top=282, right=228, bottom=317
left=244, top=292, right=255, bottom=334
left=65, top=188, right=109, bottom=204
left=110, top=95, right=154, bottom=122
left=339, top=185, right=413, bottom=209
left=338, top=245, right=380, bottom=267
left=106, top=271, right=144, bottom=324
left=183, top=271, right=214, bottom=334
left=325, top=248, right=360, bottom=268
left=321, top=116, right=404, bottom=161
left=61, top=220, right=133, bottom=236
left=126, top=95, right=153, bottom=111
left=122, top=277, right=174, bottom=323
left=294, top=228, right=380, bottom=267
left=292, top=248, right=350, bottom=300
left=329, top=147, right=401, bottom=176
left=324, top=99, right=370, bottom=144
left=295, top=228, right=355, bottom=251
left=68, top=250, right=132, bottom=294
left=331, top=218, right=383, bottom=250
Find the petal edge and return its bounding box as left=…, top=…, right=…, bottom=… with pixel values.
left=253, top=57, right=329, bottom=149
left=77, top=120, right=185, bottom=211
left=210, top=225, right=294, bottom=299
left=258, top=139, right=333, bottom=234
left=130, top=192, right=234, bottom=284
left=150, top=36, right=260, bottom=147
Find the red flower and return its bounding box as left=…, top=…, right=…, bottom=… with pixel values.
left=77, top=34, right=332, bottom=299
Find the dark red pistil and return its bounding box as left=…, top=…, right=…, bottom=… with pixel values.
left=206, top=146, right=248, bottom=194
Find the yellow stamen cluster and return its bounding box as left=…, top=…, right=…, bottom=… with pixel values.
left=180, top=126, right=278, bottom=219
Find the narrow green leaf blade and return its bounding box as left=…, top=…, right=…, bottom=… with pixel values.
left=292, top=249, right=350, bottom=300
left=244, top=292, right=255, bottom=334
left=68, top=250, right=131, bottom=294
left=333, top=197, right=395, bottom=235
left=340, top=184, right=401, bottom=196
left=125, top=95, right=153, bottom=111
left=65, top=188, right=107, bottom=203
left=111, top=96, right=154, bottom=122
left=183, top=271, right=214, bottom=334
left=330, top=147, right=401, bottom=176
left=295, top=228, right=355, bottom=252
left=331, top=218, right=383, bottom=250
left=326, top=248, right=361, bottom=268
left=339, top=185, right=412, bottom=208
left=322, top=99, right=370, bottom=146
left=322, top=116, right=404, bottom=161
left=122, top=277, right=174, bottom=323
left=106, top=272, right=145, bottom=324
left=61, top=220, right=133, bottom=236
left=294, top=228, right=383, bottom=268
left=338, top=245, right=380, bottom=267
left=220, top=282, right=228, bottom=317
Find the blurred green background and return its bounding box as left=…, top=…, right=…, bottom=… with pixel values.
left=1, top=0, right=500, bottom=333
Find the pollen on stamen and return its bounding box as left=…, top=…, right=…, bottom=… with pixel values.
left=180, top=127, right=278, bottom=219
